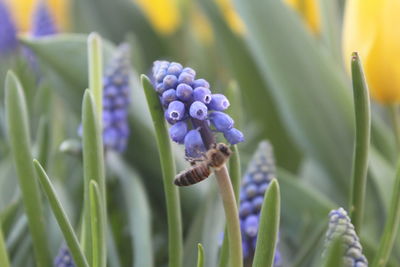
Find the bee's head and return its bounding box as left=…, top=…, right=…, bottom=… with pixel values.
left=217, top=143, right=231, bottom=157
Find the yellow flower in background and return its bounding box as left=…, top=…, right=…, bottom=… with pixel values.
left=343, top=0, right=400, bottom=104
left=5, top=0, right=69, bottom=31
left=135, top=0, right=181, bottom=35
left=284, top=0, right=321, bottom=34
left=215, top=0, right=246, bottom=35
left=191, top=9, right=214, bottom=45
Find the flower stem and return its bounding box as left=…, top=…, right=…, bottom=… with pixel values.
left=389, top=104, right=400, bottom=153
left=372, top=160, right=400, bottom=267
left=215, top=166, right=243, bottom=267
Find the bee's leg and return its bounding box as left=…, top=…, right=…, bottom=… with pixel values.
left=185, top=156, right=201, bottom=165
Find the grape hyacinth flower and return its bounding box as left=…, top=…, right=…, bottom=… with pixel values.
left=239, top=141, right=282, bottom=266
left=151, top=60, right=244, bottom=156
left=323, top=208, right=368, bottom=267
left=31, top=0, right=58, bottom=37
left=0, top=0, right=18, bottom=55
left=54, top=245, right=75, bottom=267
left=79, top=44, right=131, bottom=152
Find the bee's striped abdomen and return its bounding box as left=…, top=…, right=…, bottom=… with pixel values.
left=174, top=164, right=211, bottom=186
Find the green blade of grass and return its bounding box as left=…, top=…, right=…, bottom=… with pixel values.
left=252, top=179, right=280, bottom=267
left=0, top=220, right=10, bottom=267
left=90, top=180, right=106, bottom=267
left=141, top=75, right=183, bottom=267
left=349, top=52, right=371, bottom=232
left=372, top=160, right=400, bottom=267
left=81, top=90, right=106, bottom=264
left=197, top=243, right=204, bottom=267
left=33, top=160, right=89, bottom=267
left=4, top=71, right=50, bottom=266
left=88, top=33, right=103, bottom=125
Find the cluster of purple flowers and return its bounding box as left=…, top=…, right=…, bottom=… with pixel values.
left=239, top=141, right=282, bottom=265
left=54, top=245, right=75, bottom=267
left=101, top=44, right=131, bottom=152
left=323, top=208, right=368, bottom=267
left=31, top=1, right=57, bottom=37
left=151, top=60, right=244, bottom=157
left=0, top=1, right=18, bottom=55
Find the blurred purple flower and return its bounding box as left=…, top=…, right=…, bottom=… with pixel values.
left=54, top=245, right=75, bottom=267
left=0, top=1, right=18, bottom=55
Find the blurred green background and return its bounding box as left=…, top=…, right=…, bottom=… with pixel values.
left=0, top=0, right=399, bottom=266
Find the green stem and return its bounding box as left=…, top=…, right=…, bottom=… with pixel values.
left=4, top=71, right=50, bottom=266
left=33, top=160, right=89, bottom=267
left=88, top=33, right=103, bottom=124
left=349, top=52, right=371, bottom=233
left=81, top=90, right=106, bottom=264
left=372, top=160, right=400, bottom=267
left=219, top=145, right=241, bottom=267
left=0, top=221, right=10, bottom=267
left=389, top=104, right=400, bottom=153
left=197, top=243, right=205, bottom=267
left=215, top=165, right=243, bottom=267
left=142, top=75, right=183, bottom=267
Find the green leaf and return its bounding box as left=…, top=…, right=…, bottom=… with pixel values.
left=323, top=238, right=344, bottom=267
left=88, top=33, right=103, bottom=120
left=90, top=180, right=106, bottom=267
left=5, top=71, right=50, bottom=266
left=253, top=179, right=280, bottom=267
left=234, top=0, right=354, bottom=195
left=372, top=160, right=400, bottom=267
left=197, top=243, right=205, bottom=267
left=141, top=75, right=183, bottom=267
left=33, top=160, right=89, bottom=267
left=0, top=220, right=10, bottom=267
left=107, top=153, right=154, bottom=267
left=349, top=52, right=371, bottom=232
left=201, top=0, right=301, bottom=171
left=20, top=34, right=115, bottom=111
left=35, top=116, right=51, bottom=169
left=81, top=90, right=106, bottom=264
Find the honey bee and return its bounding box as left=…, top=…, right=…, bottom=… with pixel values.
left=174, top=143, right=232, bottom=186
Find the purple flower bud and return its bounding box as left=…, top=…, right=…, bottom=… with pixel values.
left=169, top=121, right=188, bottom=144
left=155, top=83, right=167, bottom=94
left=193, top=87, right=212, bottom=104
left=258, top=182, right=269, bottom=195
left=103, top=128, right=119, bottom=148
left=103, top=110, right=112, bottom=128
left=114, top=96, right=128, bottom=108
left=103, top=98, right=112, bottom=109
left=209, top=112, right=234, bottom=131
left=54, top=245, right=75, bottom=267
left=31, top=1, right=57, bottom=37
left=189, top=101, right=208, bottom=120
left=163, top=74, right=178, bottom=89
left=104, top=85, right=119, bottom=97
left=116, top=122, right=130, bottom=137
left=244, top=215, right=259, bottom=237
left=113, top=109, right=128, bottom=121
left=192, top=78, right=210, bottom=89
left=182, top=67, right=196, bottom=76
left=223, top=128, right=244, bottom=145
left=178, top=72, right=195, bottom=85
left=0, top=1, right=18, bottom=55
left=176, top=83, right=193, bottom=101
left=167, top=101, right=185, bottom=121
left=252, top=196, right=264, bottom=212
left=184, top=129, right=206, bottom=158
left=239, top=201, right=253, bottom=217
left=167, top=62, right=183, bottom=76
left=245, top=184, right=258, bottom=199
left=242, top=241, right=250, bottom=259
left=162, top=89, right=178, bottom=107
left=209, top=94, right=230, bottom=111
